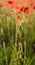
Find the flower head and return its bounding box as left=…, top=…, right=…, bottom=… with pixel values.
left=33, top=6, right=35, bottom=10
left=20, top=7, right=24, bottom=12
left=24, top=6, right=29, bottom=12
left=8, top=0, right=13, bottom=4
left=0, top=3, right=3, bottom=8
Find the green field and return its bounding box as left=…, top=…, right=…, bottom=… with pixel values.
left=0, top=6, right=35, bottom=65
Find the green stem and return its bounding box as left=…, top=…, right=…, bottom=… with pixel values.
left=24, top=40, right=27, bottom=65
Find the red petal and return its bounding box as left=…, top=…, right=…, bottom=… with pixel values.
left=24, top=6, right=29, bottom=12
left=33, top=6, right=35, bottom=10
left=0, top=3, right=3, bottom=7
left=20, top=7, right=24, bottom=12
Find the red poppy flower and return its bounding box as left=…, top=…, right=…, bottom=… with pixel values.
left=15, top=6, right=20, bottom=12
left=33, top=6, right=35, bottom=10
left=8, top=0, right=13, bottom=4
left=24, top=6, right=29, bottom=12
left=0, top=3, right=3, bottom=8
left=20, top=7, right=24, bottom=12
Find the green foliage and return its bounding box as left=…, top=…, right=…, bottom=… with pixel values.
left=0, top=7, right=35, bottom=65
